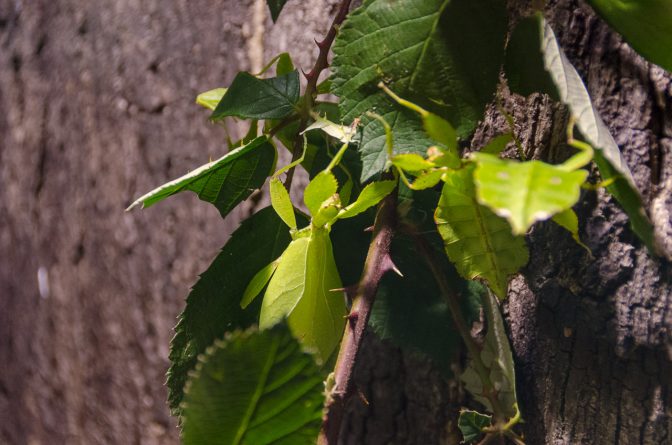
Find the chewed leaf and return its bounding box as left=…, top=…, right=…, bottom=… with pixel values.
left=260, top=230, right=346, bottom=363
left=435, top=165, right=528, bottom=298
left=270, top=178, right=297, bottom=230
left=552, top=208, right=592, bottom=254
left=196, top=88, right=227, bottom=111
left=337, top=180, right=396, bottom=220
left=472, top=153, right=588, bottom=235
left=127, top=136, right=274, bottom=219
left=241, top=259, right=280, bottom=309
left=462, top=291, right=518, bottom=418
left=211, top=71, right=300, bottom=120
left=304, top=171, right=339, bottom=216
left=181, top=324, right=323, bottom=445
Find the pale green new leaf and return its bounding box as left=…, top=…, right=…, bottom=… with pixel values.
left=587, top=0, right=672, bottom=72
left=241, top=260, right=280, bottom=309
left=332, top=0, right=508, bottom=180
left=462, top=291, right=518, bottom=418
left=196, top=88, right=227, bottom=111
left=260, top=229, right=346, bottom=362
left=407, top=169, right=444, bottom=190
left=270, top=178, right=297, bottom=230
left=472, top=153, right=588, bottom=234
left=303, top=118, right=355, bottom=143
left=435, top=165, right=528, bottom=298
left=392, top=153, right=436, bottom=173
left=181, top=325, right=324, bottom=445
left=457, top=410, right=492, bottom=443
left=505, top=14, right=655, bottom=251
left=337, top=180, right=396, bottom=220
left=552, top=208, right=591, bottom=254
left=127, top=136, right=275, bottom=219
left=304, top=171, right=338, bottom=216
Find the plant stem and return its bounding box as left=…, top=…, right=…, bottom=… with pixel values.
left=284, top=0, right=353, bottom=190
left=318, top=191, right=398, bottom=445
left=407, top=226, right=507, bottom=422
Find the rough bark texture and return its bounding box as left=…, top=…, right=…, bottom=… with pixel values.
left=1, top=0, right=670, bottom=444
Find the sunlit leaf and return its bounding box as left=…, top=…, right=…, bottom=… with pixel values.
left=304, top=172, right=339, bottom=216
left=332, top=0, right=508, bottom=180
left=212, top=71, right=300, bottom=120
left=391, top=153, right=436, bottom=173
left=196, top=88, right=227, bottom=111
left=181, top=325, right=324, bottom=445
left=241, top=260, right=280, bottom=309
left=270, top=178, right=297, bottom=230
left=472, top=153, right=588, bottom=234
left=552, top=208, right=591, bottom=253
left=127, top=137, right=275, bottom=219
left=337, top=180, right=396, bottom=220
left=167, top=208, right=298, bottom=413
left=435, top=165, right=528, bottom=298
left=259, top=229, right=346, bottom=362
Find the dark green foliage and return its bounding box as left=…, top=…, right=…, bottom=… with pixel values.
left=266, top=0, right=289, bottom=22
left=212, top=71, right=300, bottom=120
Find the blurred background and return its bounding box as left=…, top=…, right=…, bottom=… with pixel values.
left=0, top=1, right=339, bottom=443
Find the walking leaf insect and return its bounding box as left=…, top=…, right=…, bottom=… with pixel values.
left=241, top=135, right=396, bottom=362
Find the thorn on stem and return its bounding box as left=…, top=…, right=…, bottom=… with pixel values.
left=381, top=254, right=403, bottom=277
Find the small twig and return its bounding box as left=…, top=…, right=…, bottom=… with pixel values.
left=284, top=0, right=353, bottom=190
left=318, top=190, right=398, bottom=445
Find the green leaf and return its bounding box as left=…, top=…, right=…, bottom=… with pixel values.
left=457, top=410, right=492, bottom=443
left=270, top=178, right=297, bottom=230
left=167, top=207, right=299, bottom=414
left=277, top=53, right=295, bottom=76
left=505, top=14, right=655, bottom=251
left=196, top=88, right=228, bottom=111
left=391, top=153, right=436, bottom=173
left=127, top=137, right=275, bottom=219
left=461, top=291, right=518, bottom=418
left=552, top=208, right=591, bottom=254
left=332, top=0, right=508, bottom=180
left=260, top=229, right=346, bottom=362
left=181, top=325, right=324, bottom=445
left=479, top=133, right=513, bottom=155
left=337, top=180, right=396, bottom=220
left=241, top=260, right=280, bottom=309
left=472, top=153, right=589, bottom=234
left=435, top=165, right=528, bottom=298
left=586, top=0, right=672, bottom=72
left=266, top=0, right=289, bottom=22
left=304, top=172, right=339, bottom=216
left=211, top=71, right=300, bottom=120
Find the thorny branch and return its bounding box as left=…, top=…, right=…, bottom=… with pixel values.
left=318, top=190, right=398, bottom=445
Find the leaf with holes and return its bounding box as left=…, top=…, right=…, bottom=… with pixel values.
left=167, top=207, right=300, bottom=414
left=181, top=324, right=324, bottom=445
left=331, top=0, right=508, bottom=180
left=212, top=71, right=300, bottom=120
left=127, top=136, right=275, bottom=219
left=472, top=153, right=588, bottom=235
left=259, top=228, right=346, bottom=363
left=435, top=165, right=528, bottom=298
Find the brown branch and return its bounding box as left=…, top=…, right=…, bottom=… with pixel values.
left=284, top=0, right=353, bottom=190
left=318, top=191, right=398, bottom=445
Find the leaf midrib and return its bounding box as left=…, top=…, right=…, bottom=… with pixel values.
left=232, top=335, right=281, bottom=445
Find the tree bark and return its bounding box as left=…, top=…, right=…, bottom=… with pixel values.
left=1, top=0, right=670, bottom=444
